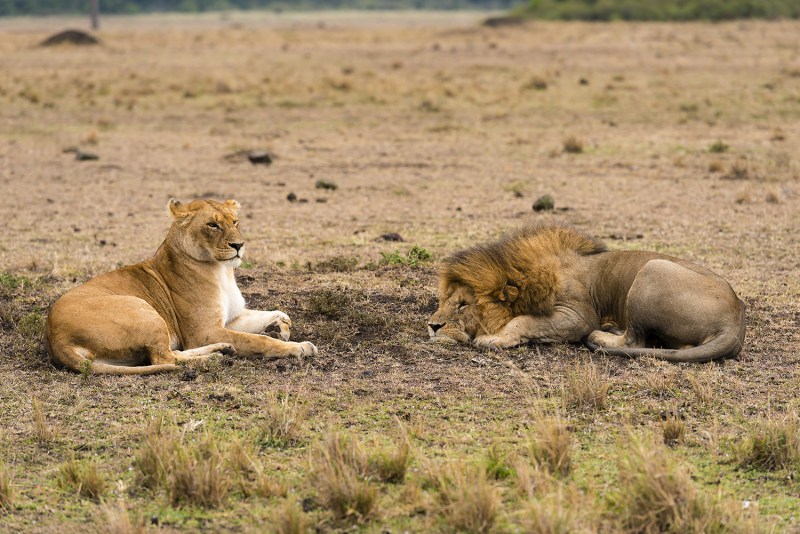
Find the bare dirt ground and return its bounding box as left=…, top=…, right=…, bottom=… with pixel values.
left=0, top=11, right=799, bottom=533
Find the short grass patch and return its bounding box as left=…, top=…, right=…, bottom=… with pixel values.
left=736, top=413, right=800, bottom=471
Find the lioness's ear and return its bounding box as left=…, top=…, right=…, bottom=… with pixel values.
left=224, top=199, right=241, bottom=213
left=503, top=285, right=520, bottom=303
left=167, top=198, right=186, bottom=218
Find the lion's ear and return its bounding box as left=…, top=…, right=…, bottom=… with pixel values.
left=503, top=285, right=520, bottom=303
left=224, top=199, right=241, bottom=213
left=167, top=198, right=186, bottom=218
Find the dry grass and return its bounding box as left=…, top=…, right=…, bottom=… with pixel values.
left=31, top=396, right=56, bottom=444
left=428, top=463, right=501, bottom=534
left=273, top=498, right=309, bottom=534
left=368, top=433, right=413, bottom=484
left=563, top=359, right=609, bottom=411
left=98, top=501, right=147, bottom=534
left=736, top=413, right=800, bottom=471
left=0, top=461, right=12, bottom=512
left=527, top=414, right=572, bottom=477
left=612, top=433, right=753, bottom=533
left=56, top=456, right=107, bottom=501
left=311, top=430, right=376, bottom=522
left=641, top=360, right=679, bottom=398
left=134, top=419, right=234, bottom=508
left=521, top=486, right=599, bottom=534
left=167, top=431, right=233, bottom=509
left=661, top=414, right=686, bottom=446
left=256, top=394, right=306, bottom=449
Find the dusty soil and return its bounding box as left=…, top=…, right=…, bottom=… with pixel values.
left=0, top=11, right=799, bottom=533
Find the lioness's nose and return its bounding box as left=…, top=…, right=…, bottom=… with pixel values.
left=428, top=322, right=445, bottom=334
left=229, top=242, right=244, bottom=252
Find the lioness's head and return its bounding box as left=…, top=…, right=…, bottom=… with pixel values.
left=167, top=198, right=245, bottom=265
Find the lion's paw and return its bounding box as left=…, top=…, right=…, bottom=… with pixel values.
left=474, top=335, right=519, bottom=350
left=290, top=341, right=318, bottom=358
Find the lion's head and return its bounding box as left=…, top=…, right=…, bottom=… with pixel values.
left=167, top=198, right=245, bottom=265
left=427, top=224, right=606, bottom=344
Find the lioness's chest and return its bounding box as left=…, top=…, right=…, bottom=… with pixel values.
left=218, top=266, right=245, bottom=325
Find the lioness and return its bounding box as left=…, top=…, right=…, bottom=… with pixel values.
left=428, top=224, right=745, bottom=363
left=46, top=198, right=318, bottom=375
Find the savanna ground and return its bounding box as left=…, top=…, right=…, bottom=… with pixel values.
left=1, top=10, right=799, bottom=533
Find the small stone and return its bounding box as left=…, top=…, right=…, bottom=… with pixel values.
left=379, top=233, right=404, bottom=242
left=579, top=78, right=590, bottom=85
left=75, top=151, right=99, bottom=161
left=286, top=192, right=297, bottom=202
left=532, top=194, right=554, bottom=212
left=247, top=151, right=273, bottom=165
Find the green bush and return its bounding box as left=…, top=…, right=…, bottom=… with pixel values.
left=523, top=0, right=800, bottom=21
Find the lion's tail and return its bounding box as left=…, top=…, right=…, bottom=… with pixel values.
left=50, top=344, right=179, bottom=376
left=585, top=299, right=746, bottom=364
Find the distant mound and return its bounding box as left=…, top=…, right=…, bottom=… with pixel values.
left=40, top=29, right=100, bottom=47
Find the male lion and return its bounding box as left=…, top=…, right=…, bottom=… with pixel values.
left=427, top=224, right=745, bottom=363
left=46, top=198, right=318, bottom=375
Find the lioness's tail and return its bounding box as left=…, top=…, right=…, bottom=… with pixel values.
left=585, top=299, right=746, bottom=364
left=49, top=345, right=179, bottom=375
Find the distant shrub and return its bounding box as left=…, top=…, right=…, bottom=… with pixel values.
left=57, top=456, right=107, bottom=501
left=709, top=140, right=729, bottom=153
left=523, top=0, right=800, bottom=21
left=562, top=136, right=584, bottom=154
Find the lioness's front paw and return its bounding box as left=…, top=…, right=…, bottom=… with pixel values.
left=474, top=335, right=519, bottom=350
left=290, top=341, right=318, bottom=358
left=270, top=312, right=292, bottom=341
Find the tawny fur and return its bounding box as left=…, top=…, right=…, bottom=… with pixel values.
left=430, top=224, right=745, bottom=363
left=46, top=198, right=318, bottom=375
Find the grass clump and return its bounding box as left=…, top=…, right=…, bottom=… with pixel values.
left=483, top=442, right=514, bottom=480
left=0, top=461, right=13, bottom=512
left=31, top=396, right=57, bottom=444
left=563, top=359, right=609, bottom=411
left=528, top=415, right=572, bottom=477
left=273, top=498, right=309, bottom=534
left=380, top=245, right=432, bottom=267
left=662, top=414, right=687, bottom=446
left=709, top=140, right=729, bottom=153
left=368, top=434, right=412, bottom=484
left=311, top=431, right=377, bottom=522
left=56, top=456, right=107, bottom=501
left=736, top=413, right=800, bottom=471
left=522, top=486, right=600, bottom=534
left=562, top=136, right=584, bottom=154
left=256, top=394, right=306, bottom=449
left=98, top=501, right=147, bottom=534
left=315, top=179, right=338, bottom=191
left=612, top=433, right=752, bottom=533
left=134, top=419, right=234, bottom=509
left=427, top=463, right=500, bottom=534
left=315, top=255, right=359, bottom=273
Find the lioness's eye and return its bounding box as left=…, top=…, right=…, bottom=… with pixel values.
left=207, top=222, right=221, bottom=230
left=233, top=220, right=239, bottom=227
left=458, top=301, right=468, bottom=310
